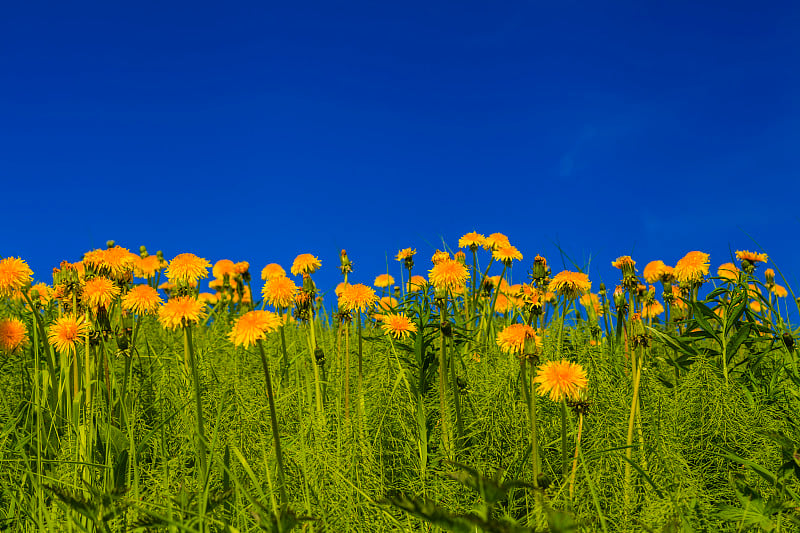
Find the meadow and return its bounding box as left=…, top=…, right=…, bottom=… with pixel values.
left=1, top=233, right=799, bottom=532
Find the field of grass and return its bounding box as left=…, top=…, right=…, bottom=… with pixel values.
left=1, top=240, right=799, bottom=532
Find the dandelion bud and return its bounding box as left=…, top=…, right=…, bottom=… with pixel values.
left=393, top=286, right=401, bottom=299
left=530, top=255, right=548, bottom=281
left=106, top=240, right=115, bottom=249
left=613, top=285, right=626, bottom=308
left=156, top=250, right=164, bottom=261
left=139, top=245, right=148, bottom=256
left=598, top=283, right=606, bottom=296
left=455, top=250, right=466, bottom=264
left=782, top=333, right=795, bottom=352
left=764, top=268, right=775, bottom=287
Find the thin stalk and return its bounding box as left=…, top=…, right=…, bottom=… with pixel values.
left=257, top=339, right=287, bottom=506
left=438, top=299, right=453, bottom=460
left=569, top=412, right=584, bottom=498
left=184, top=324, right=208, bottom=485
left=561, top=398, right=568, bottom=479
left=520, top=358, right=539, bottom=486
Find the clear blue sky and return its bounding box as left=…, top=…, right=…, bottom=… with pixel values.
left=2, top=1, right=799, bottom=302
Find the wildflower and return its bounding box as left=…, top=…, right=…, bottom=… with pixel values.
left=406, top=275, right=427, bottom=293
left=82, top=276, right=120, bottom=310
left=29, top=283, right=53, bottom=305
left=496, top=323, right=539, bottom=355
left=376, top=296, right=398, bottom=312
left=134, top=255, right=166, bottom=279
left=493, top=245, right=523, bottom=266
left=335, top=282, right=349, bottom=299
left=643, top=260, right=669, bottom=284
left=641, top=300, right=665, bottom=319
left=166, top=253, right=211, bottom=285
left=764, top=268, right=775, bottom=286
left=395, top=248, right=416, bottom=261
left=122, top=285, right=163, bottom=315
left=261, top=263, right=287, bottom=281
left=431, top=249, right=450, bottom=265
left=340, top=283, right=378, bottom=313
left=291, top=254, right=321, bottom=276
left=458, top=232, right=486, bottom=251
left=0, top=257, right=33, bottom=296
left=262, top=276, right=298, bottom=309
left=381, top=313, right=418, bottom=339
left=209, top=278, right=224, bottom=291
left=673, top=251, right=710, bottom=286
left=550, top=271, right=591, bottom=299
left=533, top=360, right=588, bottom=402
left=611, top=256, right=636, bottom=272
left=0, top=318, right=27, bottom=353
left=234, top=262, right=250, bottom=276
left=101, top=246, right=138, bottom=279
left=48, top=315, right=91, bottom=355
left=199, top=292, right=218, bottom=304
left=228, top=310, right=281, bottom=348
left=717, top=263, right=739, bottom=283
left=158, top=296, right=207, bottom=330
left=530, top=254, right=549, bottom=281
left=374, top=274, right=395, bottom=288
left=579, top=293, right=604, bottom=317
left=213, top=259, right=238, bottom=280
left=772, top=285, right=788, bottom=298
left=483, top=233, right=511, bottom=251
left=429, top=259, right=470, bottom=292
left=735, top=250, right=768, bottom=264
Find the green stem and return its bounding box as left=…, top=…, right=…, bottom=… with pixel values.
left=257, top=340, right=288, bottom=506
left=520, top=359, right=539, bottom=486
left=438, top=300, right=453, bottom=460
left=184, top=324, right=208, bottom=485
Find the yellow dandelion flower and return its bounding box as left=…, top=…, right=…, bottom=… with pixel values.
left=199, top=292, right=218, bottom=304
left=641, top=300, right=664, bottom=319
left=717, top=262, right=739, bottom=283
left=262, top=275, right=298, bottom=309
left=291, top=254, right=321, bottom=276
left=48, top=315, right=90, bottom=355
left=458, top=231, right=486, bottom=250
left=483, top=233, right=511, bottom=251
left=166, top=253, right=211, bottom=285
left=374, top=274, right=395, bottom=288
left=228, top=310, right=281, bottom=348
left=772, top=285, right=788, bottom=298
left=428, top=259, right=470, bottom=292
left=376, top=296, right=397, bottom=312
left=101, top=246, right=138, bottom=279
left=82, top=277, right=120, bottom=310
left=579, top=293, right=604, bottom=317
left=213, top=259, right=238, bottom=280
left=122, top=285, right=163, bottom=315
left=673, top=251, right=710, bottom=285
left=496, top=323, right=539, bottom=354
left=134, top=255, right=166, bottom=279
left=735, top=250, right=768, bottom=264
left=406, top=275, right=427, bottom=293
left=642, top=260, right=671, bottom=283
left=335, top=282, right=349, bottom=299
left=29, top=282, right=53, bottom=304
left=612, top=256, right=636, bottom=270
left=493, top=245, right=523, bottom=265
left=234, top=261, right=250, bottom=275
left=158, top=296, right=207, bottom=330
left=550, top=271, right=591, bottom=299
left=381, top=313, right=418, bottom=339
left=261, top=263, right=287, bottom=281
left=431, top=249, right=450, bottom=265
left=396, top=248, right=416, bottom=261
left=533, top=360, right=588, bottom=402
left=340, top=283, right=378, bottom=313
left=0, top=257, right=33, bottom=296
left=0, top=318, right=27, bottom=353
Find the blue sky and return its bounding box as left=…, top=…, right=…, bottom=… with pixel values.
left=2, top=1, right=799, bottom=304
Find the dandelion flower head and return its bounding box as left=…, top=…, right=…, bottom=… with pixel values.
left=0, top=257, right=33, bottom=296
left=459, top=231, right=486, bottom=250
left=48, top=315, right=90, bottom=355
left=429, top=259, right=470, bottom=292
left=122, top=285, right=163, bottom=315
left=550, top=270, right=591, bottom=299
left=374, top=274, right=395, bottom=288
left=496, top=323, right=539, bottom=354
left=82, top=276, right=120, bottom=310
left=291, top=254, right=321, bottom=276
left=166, top=253, right=211, bottom=285
left=533, top=360, right=588, bottom=402
left=340, top=283, right=378, bottom=313
left=261, top=263, right=287, bottom=281
left=381, top=313, right=418, bottom=339
left=395, top=248, right=416, bottom=261
left=158, top=296, right=207, bottom=330
left=262, top=276, right=298, bottom=309
left=0, top=318, right=27, bottom=353
left=228, top=310, right=281, bottom=348
left=673, top=251, right=710, bottom=285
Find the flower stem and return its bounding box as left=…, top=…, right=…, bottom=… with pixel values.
left=257, top=339, right=287, bottom=506
left=184, top=324, right=208, bottom=485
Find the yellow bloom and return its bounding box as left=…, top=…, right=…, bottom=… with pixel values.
left=735, top=250, right=768, bottom=264
left=493, top=245, right=523, bottom=265
left=496, top=323, right=539, bottom=354
left=381, top=313, right=418, bottom=339
left=374, top=274, right=395, bottom=288
left=291, top=254, right=321, bottom=276
left=234, top=261, right=250, bottom=275
left=377, top=296, right=397, bottom=312
left=0, top=318, right=27, bottom=353
left=0, top=257, right=33, bottom=296
left=82, top=277, right=120, bottom=310
left=48, top=315, right=90, bottom=355
left=406, top=275, right=427, bottom=293
left=611, top=256, right=636, bottom=270
left=261, top=263, right=287, bottom=281
left=339, top=283, right=378, bottom=313
left=673, top=251, right=710, bottom=285
left=122, top=285, right=163, bottom=315
left=533, top=360, right=588, bottom=402
left=158, top=296, right=207, bottom=330
left=717, top=262, right=739, bottom=283
left=458, top=231, right=486, bottom=250
left=262, top=276, right=298, bottom=309
left=483, top=233, right=511, bottom=251
left=641, top=300, right=665, bottom=319
left=134, top=255, right=166, bottom=279
left=101, top=246, right=138, bottom=279
left=428, top=259, right=470, bottom=292
left=166, top=253, right=211, bottom=285
left=579, top=293, right=604, bottom=317
left=395, top=248, right=416, bottom=261
left=213, top=259, right=238, bottom=280
left=772, top=285, right=788, bottom=298
left=643, top=260, right=673, bottom=284
left=29, top=283, right=53, bottom=304
left=550, top=271, right=591, bottom=299
left=431, top=249, right=450, bottom=265
left=228, top=310, right=281, bottom=348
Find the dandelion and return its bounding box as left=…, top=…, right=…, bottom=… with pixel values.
left=213, top=259, right=238, bottom=280
left=673, top=251, right=710, bottom=286
left=29, top=283, right=53, bottom=305
left=376, top=296, right=397, bottom=312
left=166, top=253, right=211, bottom=285
left=381, top=313, right=418, bottom=339
left=717, top=262, right=739, bottom=283
left=134, top=255, right=166, bottom=279
left=340, top=283, right=378, bottom=313
left=641, top=299, right=664, bottom=319
left=262, top=276, right=298, bottom=309
left=0, top=318, right=27, bottom=353
left=483, top=233, right=511, bottom=251
left=550, top=271, right=591, bottom=299
left=199, top=292, right=218, bottom=304
left=431, top=249, right=450, bottom=265
left=158, top=296, right=207, bottom=330
left=496, top=323, right=539, bottom=354
left=0, top=257, right=33, bottom=296
left=406, top=275, right=427, bottom=293
left=772, top=285, right=788, bottom=298
left=48, top=315, right=90, bottom=355
left=735, top=250, right=768, bottom=264
left=643, top=260, right=669, bottom=284
left=429, top=259, right=470, bottom=292
left=101, top=246, right=138, bottom=279
left=533, top=360, right=588, bottom=402
left=234, top=261, right=250, bottom=276
left=493, top=245, right=523, bottom=266
left=579, top=293, right=604, bottom=317
left=335, top=281, right=349, bottom=299
left=374, top=274, right=395, bottom=288
left=291, top=253, right=321, bottom=276
left=82, top=276, right=120, bottom=310
left=228, top=310, right=281, bottom=348
left=261, top=263, right=287, bottom=281
left=122, top=285, right=163, bottom=315
left=458, top=231, right=486, bottom=250
left=395, top=248, right=416, bottom=261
